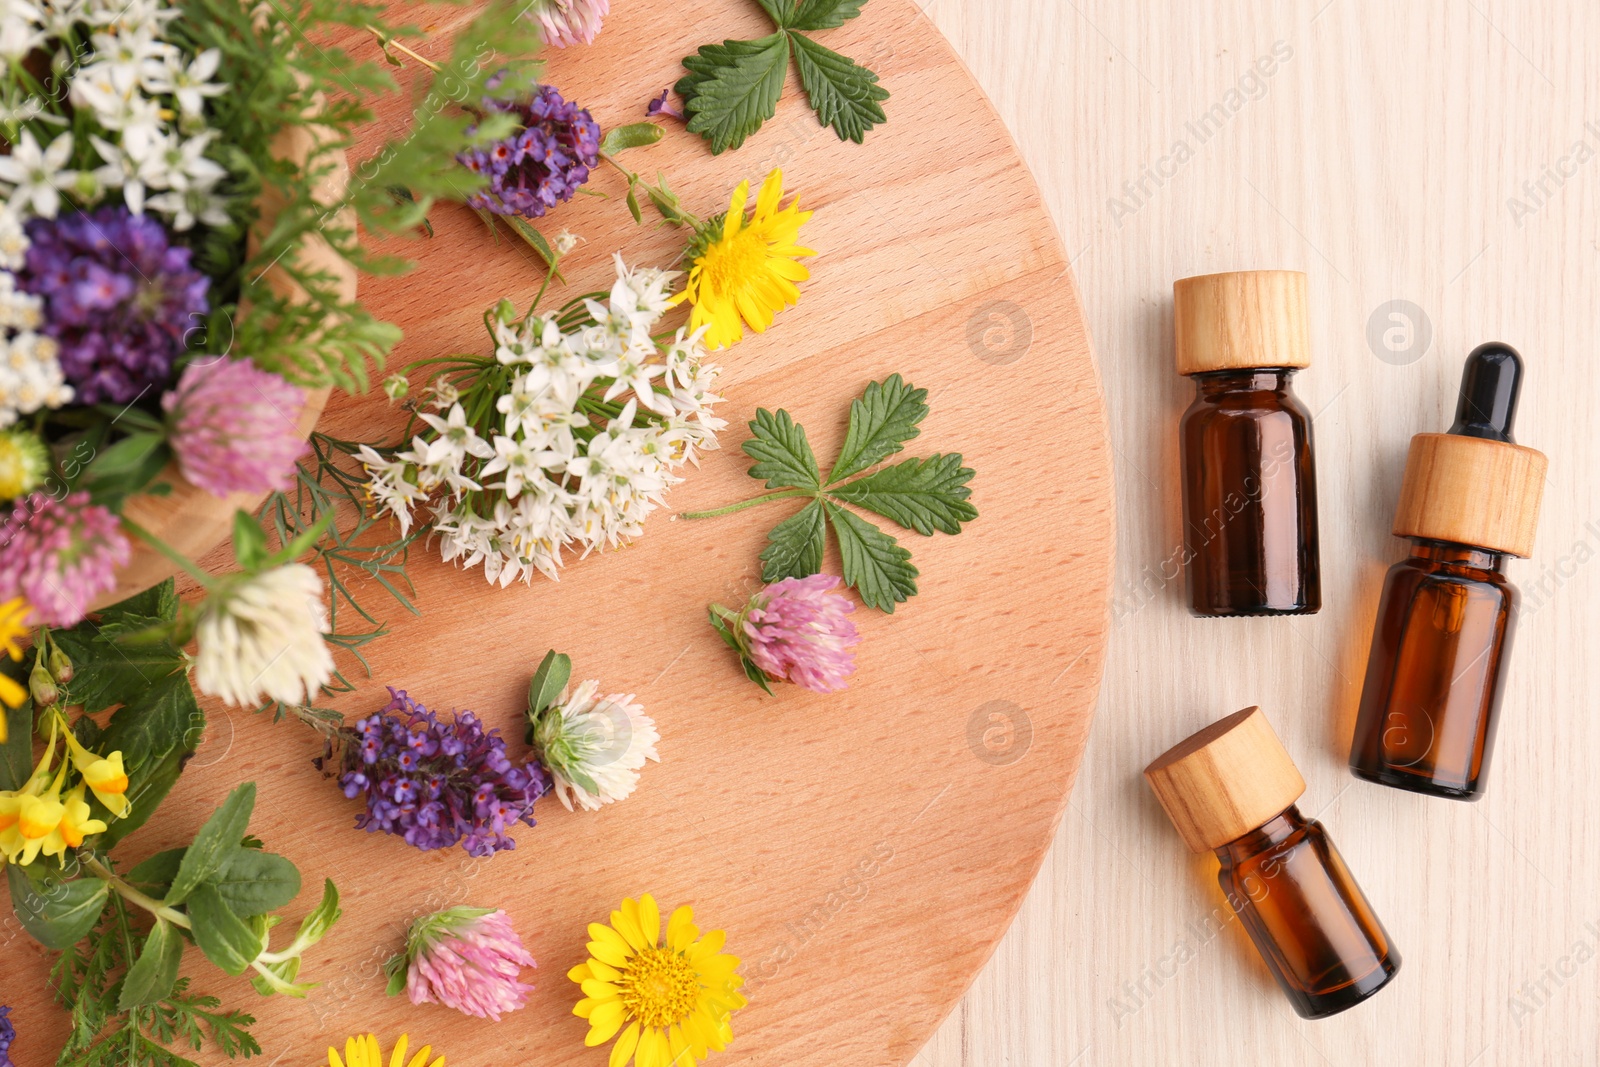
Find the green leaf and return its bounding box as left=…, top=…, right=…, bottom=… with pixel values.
left=98, top=743, right=186, bottom=851
left=825, top=502, right=918, bottom=612
left=0, top=690, right=31, bottom=792
left=739, top=654, right=776, bottom=695
left=52, top=625, right=184, bottom=715
left=827, top=373, right=928, bottom=482
left=127, top=847, right=186, bottom=895
left=166, top=783, right=255, bottom=907
left=85, top=431, right=167, bottom=480
left=788, top=31, right=890, bottom=145
left=760, top=499, right=828, bottom=580
left=98, top=578, right=180, bottom=624
left=7, top=864, right=109, bottom=950
left=504, top=216, right=566, bottom=282
left=789, top=0, right=869, bottom=30
left=682, top=34, right=791, bottom=155
left=211, top=849, right=302, bottom=917
left=600, top=122, right=665, bottom=155
left=231, top=510, right=270, bottom=571
left=626, top=184, right=643, bottom=223
left=251, top=955, right=312, bottom=997
left=828, top=454, right=978, bottom=535
left=743, top=408, right=821, bottom=491
left=286, top=879, right=342, bottom=952
left=118, top=918, right=184, bottom=1009
left=527, top=650, right=571, bottom=717
left=753, top=0, right=795, bottom=25
left=187, top=883, right=262, bottom=977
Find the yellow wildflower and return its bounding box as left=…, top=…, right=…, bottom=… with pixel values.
left=325, top=1034, right=443, bottom=1067
left=55, top=783, right=107, bottom=850
left=570, top=893, right=746, bottom=1067
left=66, top=729, right=131, bottom=818
left=674, top=169, right=814, bottom=350
left=0, top=596, right=30, bottom=730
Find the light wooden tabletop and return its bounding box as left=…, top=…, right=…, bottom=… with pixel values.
left=915, top=1, right=1599, bottom=1065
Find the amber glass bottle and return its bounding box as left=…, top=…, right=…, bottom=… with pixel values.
left=1174, top=271, right=1321, bottom=616
left=1349, top=344, right=1547, bottom=800
left=1146, top=708, right=1400, bottom=1019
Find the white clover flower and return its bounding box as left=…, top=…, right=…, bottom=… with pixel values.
left=193, top=564, right=333, bottom=708
left=531, top=679, right=660, bottom=812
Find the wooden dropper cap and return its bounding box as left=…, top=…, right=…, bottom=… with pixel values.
left=1392, top=343, right=1547, bottom=558
left=1172, top=270, right=1311, bottom=376
left=1143, top=707, right=1306, bottom=853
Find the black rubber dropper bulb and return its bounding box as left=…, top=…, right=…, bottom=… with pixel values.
left=1448, top=341, right=1523, bottom=444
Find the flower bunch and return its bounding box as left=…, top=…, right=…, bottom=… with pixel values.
left=570, top=893, right=746, bottom=1067
left=360, top=257, right=725, bottom=585
left=385, top=906, right=538, bottom=1020
left=0, top=708, right=130, bottom=867
left=0, top=492, right=129, bottom=628
left=525, top=650, right=660, bottom=811
left=711, top=575, right=861, bottom=694
left=0, top=205, right=71, bottom=429
left=334, top=688, right=548, bottom=857
left=461, top=83, right=601, bottom=219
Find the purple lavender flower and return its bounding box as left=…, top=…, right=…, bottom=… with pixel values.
left=0, top=1005, right=13, bottom=1067
left=336, top=688, right=548, bottom=857
left=163, top=357, right=308, bottom=496
left=19, top=205, right=209, bottom=404
left=460, top=85, right=601, bottom=219
left=713, top=574, right=862, bottom=694
left=387, top=906, right=537, bottom=1020
left=646, top=89, right=683, bottom=120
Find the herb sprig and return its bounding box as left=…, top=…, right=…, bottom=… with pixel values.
left=683, top=375, right=976, bottom=611
left=678, top=0, right=890, bottom=154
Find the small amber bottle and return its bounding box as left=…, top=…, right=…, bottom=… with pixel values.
left=1174, top=271, right=1321, bottom=617
left=1145, top=707, right=1401, bottom=1019
left=1349, top=344, right=1547, bottom=800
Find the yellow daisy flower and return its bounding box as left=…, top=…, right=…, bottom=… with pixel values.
left=0, top=596, right=31, bottom=728
left=674, top=169, right=814, bottom=350
left=570, top=893, right=746, bottom=1067
left=325, top=1034, right=443, bottom=1067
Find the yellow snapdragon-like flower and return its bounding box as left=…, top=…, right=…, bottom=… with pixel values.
left=0, top=596, right=30, bottom=728
left=2, top=772, right=66, bottom=866
left=55, top=783, right=107, bottom=850
left=65, top=729, right=131, bottom=818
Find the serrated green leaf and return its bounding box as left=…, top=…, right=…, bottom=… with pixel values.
left=527, top=650, right=571, bottom=717
left=789, top=0, right=869, bottom=30
left=600, top=122, right=665, bottom=155
left=118, top=918, right=183, bottom=1009
left=825, top=502, right=918, bottom=612
left=788, top=32, right=889, bottom=144
left=98, top=579, right=179, bottom=624
left=743, top=408, right=821, bottom=491
left=211, top=849, right=302, bottom=917
left=827, top=373, right=928, bottom=482
left=753, top=0, right=795, bottom=25
left=828, top=454, right=978, bottom=534
left=682, top=34, right=791, bottom=155
left=8, top=864, right=109, bottom=950
left=760, top=499, right=828, bottom=580
left=166, top=783, right=255, bottom=907
left=52, top=625, right=184, bottom=715
left=188, top=883, right=261, bottom=977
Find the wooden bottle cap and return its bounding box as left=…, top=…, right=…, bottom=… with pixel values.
left=1392, top=433, right=1548, bottom=557
left=1173, top=270, right=1311, bottom=376
left=1143, top=707, right=1306, bottom=853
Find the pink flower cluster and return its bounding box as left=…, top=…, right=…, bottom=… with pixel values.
left=743, top=574, right=861, bottom=693
left=404, top=908, right=537, bottom=1021
left=527, top=0, right=608, bottom=47
left=0, top=492, right=129, bottom=626
left=164, top=357, right=308, bottom=496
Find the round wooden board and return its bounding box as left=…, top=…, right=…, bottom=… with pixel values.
left=2, top=2, right=1113, bottom=1064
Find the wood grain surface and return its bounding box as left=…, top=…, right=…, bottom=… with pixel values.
left=1, top=1, right=1114, bottom=1065
left=915, top=2, right=1600, bottom=1065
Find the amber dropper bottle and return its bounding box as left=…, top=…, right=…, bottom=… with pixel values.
left=1145, top=707, right=1401, bottom=1019
left=1348, top=343, right=1548, bottom=800
left=1174, top=271, right=1321, bottom=616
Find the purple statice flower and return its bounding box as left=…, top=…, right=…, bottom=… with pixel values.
left=389, top=906, right=537, bottom=1020
left=646, top=89, right=683, bottom=120
left=460, top=84, right=601, bottom=219
left=19, top=205, right=209, bottom=404
left=336, top=688, right=548, bottom=857
left=718, top=574, right=861, bottom=694
left=0, top=492, right=130, bottom=627
left=0, top=1005, right=13, bottom=1067
left=525, top=0, right=608, bottom=48
left=163, top=357, right=308, bottom=497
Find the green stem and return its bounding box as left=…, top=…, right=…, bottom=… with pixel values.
left=120, top=520, right=217, bottom=590
left=83, top=856, right=193, bottom=930
left=679, top=489, right=812, bottom=520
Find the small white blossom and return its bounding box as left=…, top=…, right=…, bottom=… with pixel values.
left=193, top=564, right=334, bottom=708
left=0, top=130, right=77, bottom=218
